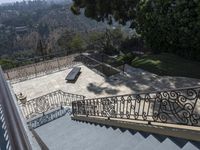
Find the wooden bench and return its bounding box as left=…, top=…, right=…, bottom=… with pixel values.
left=65, top=67, right=81, bottom=81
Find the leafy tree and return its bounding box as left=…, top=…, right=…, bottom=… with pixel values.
left=137, top=0, right=200, bottom=59
left=36, top=39, right=47, bottom=57
left=87, top=28, right=124, bottom=55
left=120, top=36, right=144, bottom=54
left=71, top=0, right=138, bottom=27
left=38, top=23, right=49, bottom=38
left=71, top=0, right=200, bottom=60
left=69, top=34, right=85, bottom=51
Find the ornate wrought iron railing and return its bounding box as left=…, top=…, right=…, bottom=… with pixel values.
left=72, top=87, right=200, bottom=127
left=19, top=90, right=85, bottom=119
left=4, top=53, right=81, bottom=83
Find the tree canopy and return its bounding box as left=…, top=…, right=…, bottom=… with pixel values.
left=71, top=0, right=200, bottom=60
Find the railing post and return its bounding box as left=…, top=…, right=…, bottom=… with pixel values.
left=72, top=102, right=75, bottom=116
left=34, top=64, right=37, bottom=77
left=6, top=71, right=10, bottom=80
left=57, top=57, right=60, bottom=71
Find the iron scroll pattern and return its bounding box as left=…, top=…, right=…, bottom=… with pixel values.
left=19, top=90, right=85, bottom=119
left=72, top=87, right=200, bottom=127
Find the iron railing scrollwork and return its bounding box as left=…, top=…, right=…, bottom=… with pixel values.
left=72, top=87, right=200, bottom=127
left=20, top=90, right=85, bottom=119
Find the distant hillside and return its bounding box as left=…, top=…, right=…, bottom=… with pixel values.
left=0, top=0, right=107, bottom=56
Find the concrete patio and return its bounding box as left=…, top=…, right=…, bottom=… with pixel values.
left=12, top=64, right=200, bottom=100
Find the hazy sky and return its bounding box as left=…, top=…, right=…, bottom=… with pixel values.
left=0, top=0, right=23, bottom=4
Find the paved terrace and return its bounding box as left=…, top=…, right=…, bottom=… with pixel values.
left=12, top=64, right=200, bottom=100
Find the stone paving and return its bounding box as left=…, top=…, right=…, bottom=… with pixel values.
left=12, top=64, right=200, bottom=100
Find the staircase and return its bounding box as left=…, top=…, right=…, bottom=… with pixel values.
left=19, top=87, right=200, bottom=149
left=35, top=113, right=200, bottom=150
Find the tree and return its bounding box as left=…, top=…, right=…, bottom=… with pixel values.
left=36, top=39, right=47, bottom=57
left=87, top=28, right=124, bottom=55
left=38, top=23, right=49, bottom=39
left=137, top=0, right=200, bottom=59
left=69, top=34, right=85, bottom=52
left=71, top=0, right=138, bottom=27
left=71, top=0, right=200, bottom=60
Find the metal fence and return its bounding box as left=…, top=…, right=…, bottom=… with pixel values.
left=4, top=53, right=81, bottom=83
left=19, top=90, right=85, bottom=119
left=72, top=86, right=200, bottom=127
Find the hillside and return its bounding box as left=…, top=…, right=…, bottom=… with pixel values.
left=0, top=0, right=107, bottom=57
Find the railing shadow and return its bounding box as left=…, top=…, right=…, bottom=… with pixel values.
left=73, top=118, right=200, bottom=149
left=27, top=107, right=72, bottom=129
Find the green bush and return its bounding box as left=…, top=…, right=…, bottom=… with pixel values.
left=0, top=59, right=16, bottom=70
left=117, top=53, right=136, bottom=64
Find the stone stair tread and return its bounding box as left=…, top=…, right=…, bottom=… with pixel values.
left=182, top=142, right=200, bottom=150
left=133, top=135, right=160, bottom=150
left=153, top=138, right=181, bottom=150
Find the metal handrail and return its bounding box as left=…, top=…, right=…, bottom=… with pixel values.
left=72, top=86, right=200, bottom=127
left=76, top=86, right=200, bottom=102
left=19, top=90, right=85, bottom=119
left=0, top=67, right=32, bottom=150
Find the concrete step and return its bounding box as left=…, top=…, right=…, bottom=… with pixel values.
left=182, top=141, right=200, bottom=150
left=36, top=114, right=200, bottom=150
left=36, top=115, right=146, bottom=150
left=153, top=138, right=182, bottom=150
left=133, top=135, right=160, bottom=150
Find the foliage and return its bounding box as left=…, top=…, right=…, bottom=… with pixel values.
left=137, top=0, right=200, bottom=60
left=69, top=34, right=85, bottom=51
left=0, top=0, right=107, bottom=58
left=36, top=40, right=47, bottom=56
left=87, top=28, right=124, bottom=55
left=71, top=0, right=139, bottom=26
left=117, top=53, right=136, bottom=64
left=57, top=31, right=85, bottom=53
left=71, top=0, right=200, bottom=61
left=0, top=59, right=16, bottom=70
left=120, top=36, right=144, bottom=53
left=38, top=23, right=49, bottom=38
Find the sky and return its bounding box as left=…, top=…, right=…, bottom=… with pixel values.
left=0, top=0, right=23, bottom=4
left=0, top=0, right=72, bottom=4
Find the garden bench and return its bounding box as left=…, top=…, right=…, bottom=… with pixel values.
left=65, top=67, right=81, bottom=81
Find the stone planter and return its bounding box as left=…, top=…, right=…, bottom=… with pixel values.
left=18, top=93, right=27, bottom=104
